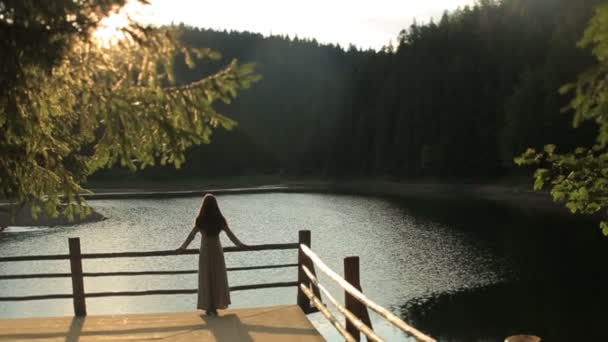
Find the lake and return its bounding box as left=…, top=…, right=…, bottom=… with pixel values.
left=1, top=192, right=607, bottom=341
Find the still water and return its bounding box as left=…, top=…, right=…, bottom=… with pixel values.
left=0, top=193, right=606, bottom=341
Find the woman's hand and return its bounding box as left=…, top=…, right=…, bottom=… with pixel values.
left=178, top=226, right=198, bottom=252
left=224, top=223, right=248, bottom=249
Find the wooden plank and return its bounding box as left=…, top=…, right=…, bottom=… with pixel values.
left=0, top=305, right=324, bottom=341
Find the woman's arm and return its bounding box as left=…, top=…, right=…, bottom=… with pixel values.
left=177, top=226, right=198, bottom=251
left=223, top=223, right=247, bottom=248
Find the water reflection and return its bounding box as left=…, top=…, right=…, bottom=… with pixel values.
left=402, top=278, right=608, bottom=342
left=397, top=195, right=608, bottom=342
left=1, top=193, right=606, bottom=341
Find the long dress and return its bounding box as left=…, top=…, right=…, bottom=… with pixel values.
left=197, top=229, right=231, bottom=310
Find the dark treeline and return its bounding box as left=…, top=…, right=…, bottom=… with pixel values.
left=92, top=0, right=603, bottom=183
left=325, top=0, right=602, bottom=179
left=93, top=28, right=368, bottom=181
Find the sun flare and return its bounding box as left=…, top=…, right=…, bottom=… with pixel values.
left=92, top=2, right=143, bottom=47
left=93, top=12, right=129, bottom=47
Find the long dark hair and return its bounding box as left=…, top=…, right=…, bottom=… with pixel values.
left=195, top=194, right=226, bottom=236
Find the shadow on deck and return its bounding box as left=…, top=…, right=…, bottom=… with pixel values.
left=0, top=305, right=323, bottom=342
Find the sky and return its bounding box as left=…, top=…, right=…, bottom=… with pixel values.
left=128, top=0, right=477, bottom=50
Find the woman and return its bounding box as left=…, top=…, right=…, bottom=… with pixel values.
left=177, top=194, right=248, bottom=315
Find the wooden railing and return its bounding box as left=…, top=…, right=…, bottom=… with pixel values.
left=0, top=229, right=436, bottom=342
left=299, top=244, right=436, bottom=342
left=0, top=230, right=319, bottom=316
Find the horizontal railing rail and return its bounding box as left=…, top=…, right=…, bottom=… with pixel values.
left=86, top=282, right=300, bottom=298
left=0, top=243, right=299, bottom=263
left=0, top=281, right=300, bottom=302
left=0, top=232, right=318, bottom=317
left=0, top=254, right=70, bottom=262
left=0, top=294, right=75, bottom=301
left=0, top=263, right=299, bottom=280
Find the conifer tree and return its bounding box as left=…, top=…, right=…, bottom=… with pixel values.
left=0, top=1, right=259, bottom=217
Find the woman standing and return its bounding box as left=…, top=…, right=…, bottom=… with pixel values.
left=177, top=194, right=248, bottom=315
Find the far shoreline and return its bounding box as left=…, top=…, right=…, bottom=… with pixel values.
left=86, top=178, right=568, bottom=216
left=0, top=204, right=106, bottom=228
left=0, top=179, right=573, bottom=228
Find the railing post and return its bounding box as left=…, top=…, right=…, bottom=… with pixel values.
left=344, top=256, right=372, bottom=341
left=297, top=230, right=321, bottom=314
left=297, top=230, right=312, bottom=313
left=69, top=238, right=87, bottom=316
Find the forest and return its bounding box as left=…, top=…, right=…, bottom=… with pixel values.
left=91, top=0, right=604, bottom=182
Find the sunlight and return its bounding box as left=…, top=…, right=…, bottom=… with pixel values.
left=92, top=2, right=142, bottom=47
left=92, top=11, right=129, bottom=47
left=90, top=0, right=476, bottom=50
left=142, top=0, right=476, bottom=50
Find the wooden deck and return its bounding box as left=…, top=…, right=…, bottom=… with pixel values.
left=0, top=305, right=324, bottom=342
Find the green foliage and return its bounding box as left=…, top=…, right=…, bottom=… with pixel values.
left=516, top=145, right=608, bottom=217
left=517, top=5, right=608, bottom=233
left=0, top=1, right=259, bottom=218
left=562, top=5, right=608, bottom=147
